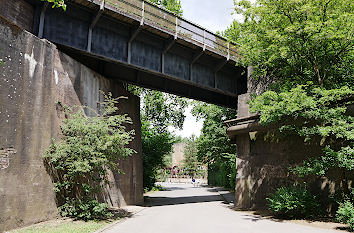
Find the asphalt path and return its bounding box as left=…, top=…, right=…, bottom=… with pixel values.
left=103, top=183, right=344, bottom=233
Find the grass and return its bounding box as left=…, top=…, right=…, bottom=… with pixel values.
left=11, top=219, right=111, bottom=233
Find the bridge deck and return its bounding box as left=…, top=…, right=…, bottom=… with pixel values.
left=83, top=0, right=239, bottom=62
left=12, top=0, right=247, bottom=107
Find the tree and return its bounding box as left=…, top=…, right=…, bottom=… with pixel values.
left=192, top=102, right=237, bottom=189
left=44, top=93, right=135, bottom=220
left=141, top=120, right=175, bottom=189
left=182, top=136, right=204, bottom=177
left=228, top=0, right=353, bottom=89
left=136, top=88, right=188, bottom=133
left=249, top=86, right=353, bottom=195
left=43, top=0, right=66, bottom=9
left=148, top=0, right=183, bottom=16
left=225, top=0, right=353, bottom=216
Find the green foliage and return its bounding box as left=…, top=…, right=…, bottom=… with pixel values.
left=141, top=89, right=188, bottom=133
left=230, top=0, right=353, bottom=89
left=128, top=85, right=187, bottom=190
left=337, top=201, right=354, bottom=230
left=42, top=0, right=66, bottom=10
left=192, top=102, right=237, bottom=189
left=59, top=198, right=112, bottom=221
left=182, top=136, right=205, bottom=178
left=129, top=88, right=187, bottom=189
left=141, top=120, right=175, bottom=189
left=44, top=93, right=135, bottom=220
left=207, top=153, right=236, bottom=190
left=266, top=185, right=321, bottom=219
left=225, top=0, right=354, bottom=218
left=249, top=85, right=353, bottom=195
left=128, top=86, right=188, bottom=133
left=148, top=0, right=183, bottom=16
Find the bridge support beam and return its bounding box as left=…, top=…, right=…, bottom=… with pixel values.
left=161, top=37, right=175, bottom=73
left=38, top=2, right=48, bottom=38
left=213, top=60, right=228, bottom=88
left=128, top=1, right=145, bottom=64
left=87, top=1, right=104, bottom=52
left=189, top=49, right=204, bottom=81
left=128, top=25, right=143, bottom=64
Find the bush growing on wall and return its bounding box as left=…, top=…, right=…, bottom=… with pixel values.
left=44, top=93, right=135, bottom=220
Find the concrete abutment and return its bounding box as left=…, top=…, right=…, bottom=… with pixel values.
left=229, top=69, right=352, bottom=211
left=0, top=16, right=143, bottom=232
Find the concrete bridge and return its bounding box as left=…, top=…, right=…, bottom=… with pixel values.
left=21, top=0, right=247, bottom=108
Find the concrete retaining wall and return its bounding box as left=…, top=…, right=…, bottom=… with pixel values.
left=231, top=87, right=352, bottom=211
left=0, top=17, right=143, bottom=232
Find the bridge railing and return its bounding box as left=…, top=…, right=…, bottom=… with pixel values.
left=101, top=0, right=239, bottom=61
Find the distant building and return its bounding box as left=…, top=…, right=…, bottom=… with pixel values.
left=172, top=142, right=186, bottom=167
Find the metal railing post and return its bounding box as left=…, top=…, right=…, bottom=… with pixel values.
left=175, top=16, right=178, bottom=39
left=227, top=42, right=230, bottom=61
left=141, top=1, right=145, bottom=25
left=203, top=29, right=206, bottom=51
left=87, top=0, right=104, bottom=52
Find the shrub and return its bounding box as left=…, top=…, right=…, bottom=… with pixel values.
left=266, top=185, right=321, bottom=219
left=337, top=201, right=354, bottom=230
left=44, top=93, right=135, bottom=220
left=59, top=198, right=113, bottom=221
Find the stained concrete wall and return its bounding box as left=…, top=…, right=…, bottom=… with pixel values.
left=233, top=120, right=353, bottom=211
left=0, top=16, right=143, bottom=232
left=234, top=130, right=324, bottom=209
left=232, top=71, right=353, bottom=211
left=57, top=52, right=144, bottom=207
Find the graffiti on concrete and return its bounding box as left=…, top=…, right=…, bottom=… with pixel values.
left=0, top=148, right=17, bottom=169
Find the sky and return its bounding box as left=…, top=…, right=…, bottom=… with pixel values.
left=181, top=0, right=238, bottom=33
left=170, top=0, right=237, bottom=138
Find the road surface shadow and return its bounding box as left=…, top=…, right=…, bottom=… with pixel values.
left=162, top=186, right=188, bottom=191
left=240, top=214, right=283, bottom=223
left=145, top=194, right=222, bottom=207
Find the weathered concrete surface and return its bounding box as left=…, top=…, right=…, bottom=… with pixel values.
left=57, top=52, right=144, bottom=208
left=0, top=17, right=142, bottom=232
left=103, top=183, right=344, bottom=233
left=230, top=72, right=352, bottom=211
left=234, top=131, right=324, bottom=209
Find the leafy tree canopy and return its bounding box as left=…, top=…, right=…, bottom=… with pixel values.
left=148, top=0, right=183, bottom=16
left=182, top=136, right=205, bottom=177
left=225, top=0, right=354, bottom=199
left=226, top=0, right=353, bottom=89
left=192, top=102, right=237, bottom=189
left=42, top=0, right=66, bottom=9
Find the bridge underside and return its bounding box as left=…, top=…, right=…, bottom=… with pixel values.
left=26, top=0, right=247, bottom=108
